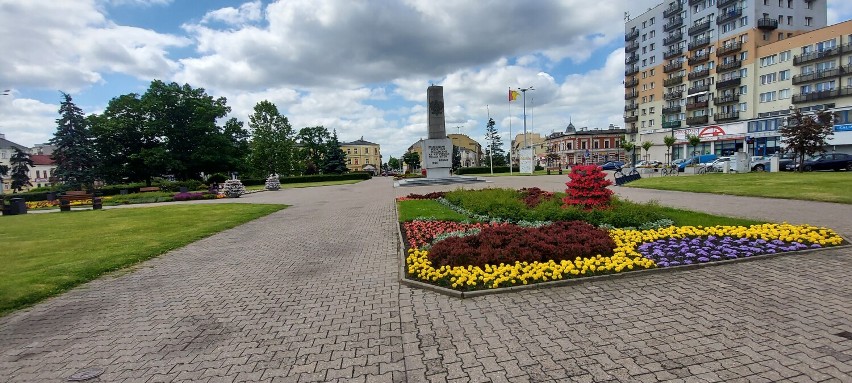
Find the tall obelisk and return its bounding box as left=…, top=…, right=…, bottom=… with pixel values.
left=421, top=86, right=453, bottom=178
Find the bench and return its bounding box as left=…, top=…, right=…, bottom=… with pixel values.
left=139, top=186, right=161, bottom=193
left=59, top=191, right=102, bottom=211
left=546, top=167, right=563, bottom=175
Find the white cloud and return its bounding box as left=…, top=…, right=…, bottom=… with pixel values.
left=0, top=0, right=188, bottom=91
left=201, top=1, right=263, bottom=26
left=827, top=0, right=852, bottom=25
left=100, top=0, right=172, bottom=7
left=0, top=93, right=59, bottom=146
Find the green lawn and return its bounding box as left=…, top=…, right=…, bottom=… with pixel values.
left=0, top=203, right=286, bottom=316
left=397, top=200, right=470, bottom=222
left=627, top=172, right=852, bottom=204
left=245, top=179, right=363, bottom=191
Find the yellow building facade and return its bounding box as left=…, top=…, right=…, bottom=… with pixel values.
left=341, top=137, right=381, bottom=174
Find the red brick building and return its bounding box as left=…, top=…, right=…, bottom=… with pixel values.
left=545, top=123, right=627, bottom=168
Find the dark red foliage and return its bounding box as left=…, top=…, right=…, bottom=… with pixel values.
left=404, top=192, right=446, bottom=200
left=563, top=165, right=613, bottom=210
left=403, top=220, right=506, bottom=249
left=519, top=187, right=555, bottom=208
left=427, top=221, right=616, bottom=267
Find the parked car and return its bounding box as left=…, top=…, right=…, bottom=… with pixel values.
left=708, top=157, right=731, bottom=172
left=600, top=161, right=625, bottom=170
left=677, top=154, right=718, bottom=171
left=636, top=160, right=663, bottom=168
left=786, top=153, right=852, bottom=171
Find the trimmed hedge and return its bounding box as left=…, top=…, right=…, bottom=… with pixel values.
left=279, top=173, right=371, bottom=184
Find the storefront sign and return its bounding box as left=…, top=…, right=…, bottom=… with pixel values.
left=834, top=124, right=852, bottom=132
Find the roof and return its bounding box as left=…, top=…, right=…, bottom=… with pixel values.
left=0, top=136, right=28, bottom=151
left=342, top=139, right=379, bottom=146
left=31, top=155, right=55, bottom=166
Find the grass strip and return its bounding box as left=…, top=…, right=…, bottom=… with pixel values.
left=0, top=203, right=286, bottom=316
left=397, top=200, right=470, bottom=222
left=627, top=172, right=852, bottom=204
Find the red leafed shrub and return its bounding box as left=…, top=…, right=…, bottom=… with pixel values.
left=519, top=187, right=555, bottom=208
left=563, top=165, right=613, bottom=210
left=403, top=220, right=505, bottom=249
left=405, top=192, right=446, bottom=200
left=427, top=221, right=616, bottom=267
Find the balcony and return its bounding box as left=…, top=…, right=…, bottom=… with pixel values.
left=688, top=20, right=711, bottom=36
left=664, top=90, right=684, bottom=100
left=717, top=8, right=742, bottom=24
left=687, top=115, right=709, bottom=125
left=689, top=0, right=703, bottom=5
left=663, top=105, right=682, bottom=114
left=688, top=68, right=710, bottom=80
left=714, top=94, right=740, bottom=104
left=688, top=54, right=710, bottom=65
left=663, top=120, right=682, bottom=129
left=625, top=29, right=639, bottom=41
left=686, top=100, right=709, bottom=110
left=791, top=68, right=842, bottom=85
left=625, top=103, right=639, bottom=111
left=716, top=41, right=742, bottom=56
left=664, top=31, right=683, bottom=46
left=792, top=87, right=852, bottom=104
left=664, top=16, right=684, bottom=32
left=717, top=0, right=737, bottom=7
left=688, top=84, right=710, bottom=95
left=625, top=53, right=639, bottom=65
left=625, top=125, right=639, bottom=134
left=757, top=17, right=779, bottom=30
left=624, top=78, right=639, bottom=88
left=664, top=3, right=683, bottom=18
left=625, top=41, right=640, bottom=52
left=717, top=59, right=742, bottom=72
left=664, top=61, right=684, bottom=73
left=664, top=75, right=684, bottom=87
left=664, top=49, right=682, bottom=59
left=625, top=91, right=639, bottom=100
left=625, top=65, right=639, bottom=76
left=716, top=77, right=741, bottom=89
left=624, top=115, right=639, bottom=123
left=688, top=37, right=711, bottom=51
left=714, top=112, right=740, bottom=121
left=794, top=48, right=840, bottom=65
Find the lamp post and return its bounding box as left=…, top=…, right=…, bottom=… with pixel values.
left=518, top=86, right=534, bottom=149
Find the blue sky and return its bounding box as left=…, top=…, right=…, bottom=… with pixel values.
left=1, top=0, right=851, bottom=160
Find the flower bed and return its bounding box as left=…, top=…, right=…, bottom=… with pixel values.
left=403, top=220, right=844, bottom=291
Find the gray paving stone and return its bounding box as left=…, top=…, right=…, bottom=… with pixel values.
left=0, top=177, right=850, bottom=382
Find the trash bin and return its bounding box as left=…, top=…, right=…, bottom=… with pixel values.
left=10, top=198, right=27, bottom=215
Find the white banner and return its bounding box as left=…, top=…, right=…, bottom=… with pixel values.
left=519, top=148, right=534, bottom=174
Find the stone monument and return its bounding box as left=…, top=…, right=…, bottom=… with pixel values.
left=421, top=86, right=453, bottom=178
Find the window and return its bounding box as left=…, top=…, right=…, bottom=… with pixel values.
left=759, top=73, right=777, bottom=84
left=759, top=91, right=777, bottom=103
left=642, top=108, right=647, bottom=116
left=650, top=30, right=656, bottom=38
left=354, top=158, right=359, bottom=165
left=740, top=34, right=748, bottom=43
left=593, top=141, right=599, bottom=149
left=816, top=61, right=835, bottom=71
left=740, top=52, right=748, bottom=61
left=649, top=119, right=655, bottom=127
left=604, top=141, right=610, bottom=149
left=817, top=39, right=837, bottom=51
left=739, top=103, right=747, bottom=112
left=779, top=89, right=791, bottom=99
left=806, top=0, right=813, bottom=9
left=650, top=107, right=656, bottom=114
left=779, top=50, right=791, bottom=62
left=739, top=85, right=748, bottom=95
left=815, top=81, right=835, bottom=91
left=649, top=43, right=655, bottom=51
left=787, top=16, right=793, bottom=25
left=650, top=69, right=656, bottom=76
left=650, top=17, right=655, bottom=25
left=739, top=68, right=748, bottom=78
left=779, top=69, right=790, bottom=80
left=643, top=33, right=648, bottom=41
left=759, top=55, right=777, bottom=67
left=650, top=95, right=655, bottom=101
left=649, top=56, right=656, bottom=64
left=740, top=17, right=748, bottom=27
left=805, top=17, right=812, bottom=26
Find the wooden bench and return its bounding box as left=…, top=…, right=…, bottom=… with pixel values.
left=59, top=191, right=102, bottom=211
left=139, top=186, right=161, bottom=193
left=546, top=167, right=563, bottom=175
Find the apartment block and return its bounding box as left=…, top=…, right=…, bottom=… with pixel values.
left=625, top=0, right=840, bottom=162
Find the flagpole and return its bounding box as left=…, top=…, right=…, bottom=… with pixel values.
left=508, top=88, right=513, bottom=175
left=487, top=105, right=493, bottom=175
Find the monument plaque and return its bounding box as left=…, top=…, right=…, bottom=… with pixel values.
left=422, top=86, right=453, bottom=178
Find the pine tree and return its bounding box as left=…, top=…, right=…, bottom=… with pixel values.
left=484, top=118, right=506, bottom=166
left=50, top=92, right=96, bottom=190
left=9, top=148, right=34, bottom=192
left=323, top=130, right=348, bottom=174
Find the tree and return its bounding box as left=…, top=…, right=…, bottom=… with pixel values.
left=484, top=118, right=507, bottom=166
left=663, top=135, right=676, bottom=162
left=402, top=151, right=420, bottom=173
left=641, top=141, right=653, bottom=161
left=780, top=109, right=835, bottom=172
left=687, top=134, right=701, bottom=156
left=387, top=156, right=401, bottom=171
left=141, top=80, right=232, bottom=180
left=297, top=126, right=331, bottom=174
left=9, top=148, right=34, bottom=192
left=248, top=100, right=296, bottom=176
left=323, top=130, right=348, bottom=174
left=51, top=92, right=96, bottom=190
left=452, top=145, right=461, bottom=173
left=620, top=140, right=636, bottom=165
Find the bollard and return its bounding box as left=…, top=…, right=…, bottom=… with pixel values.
left=93, top=197, right=103, bottom=210
left=60, top=199, right=71, bottom=212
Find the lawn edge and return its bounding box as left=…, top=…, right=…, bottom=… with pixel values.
left=396, top=221, right=851, bottom=299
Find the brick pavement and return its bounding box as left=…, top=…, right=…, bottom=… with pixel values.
left=2, top=177, right=851, bottom=382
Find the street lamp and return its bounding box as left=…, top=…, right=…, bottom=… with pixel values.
left=518, top=86, right=535, bottom=149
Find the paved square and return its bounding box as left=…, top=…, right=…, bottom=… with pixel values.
left=1, top=177, right=850, bottom=382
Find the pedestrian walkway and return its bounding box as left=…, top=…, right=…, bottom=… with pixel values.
left=1, top=177, right=850, bottom=382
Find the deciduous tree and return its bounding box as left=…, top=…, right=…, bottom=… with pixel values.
left=248, top=100, right=296, bottom=176
left=780, top=109, right=835, bottom=172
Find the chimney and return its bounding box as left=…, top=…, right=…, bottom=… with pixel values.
left=0, top=133, right=5, bottom=139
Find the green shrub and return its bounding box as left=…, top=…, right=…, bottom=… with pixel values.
left=208, top=173, right=228, bottom=184
left=279, top=173, right=371, bottom=184
left=456, top=166, right=521, bottom=175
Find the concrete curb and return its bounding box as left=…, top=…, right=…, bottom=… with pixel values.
left=397, top=219, right=851, bottom=299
